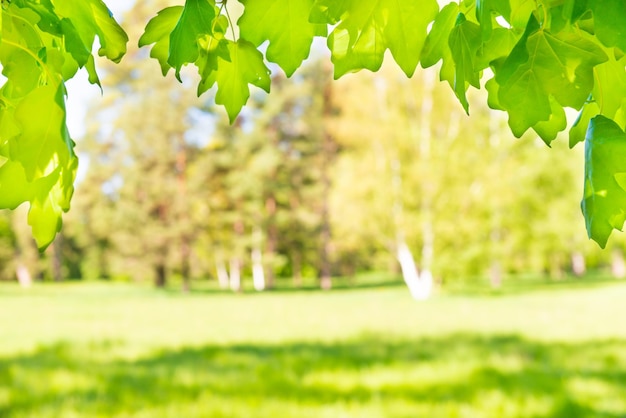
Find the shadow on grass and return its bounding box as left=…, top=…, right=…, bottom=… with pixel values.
left=1, top=334, right=626, bottom=417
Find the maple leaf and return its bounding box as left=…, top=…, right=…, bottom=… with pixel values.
left=312, top=0, right=438, bottom=78
left=138, top=6, right=184, bottom=76
left=53, top=0, right=128, bottom=63
left=582, top=116, right=626, bottom=248
left=421, top=2, right=458, bottom=88
left=590, top=0, right=626, bottom=53
left=238, top=0, right=326, bottom=77
left=448, top=13, right=481, bottom=114
left=27, top=153, right=77, bottom=249
left=476, top=0, right=511, bottom=40
left=201, top=40, right=271, bottom=123
left=168, top=0, right=217, bottom=80
left=13, top=84, right=72, bottom=181
left=496, top=15, right=607, bottom=138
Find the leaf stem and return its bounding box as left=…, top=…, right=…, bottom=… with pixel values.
left=224, top=4, right=237, bottom=41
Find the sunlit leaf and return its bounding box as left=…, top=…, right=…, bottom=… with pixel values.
left=168, top=0, right=217, bottom=80
left=239, top=0, right=326, bottom=77
left=582, top=115, right=626, bottom=247
left=139, top=6, right=183, bottom=75
left=201, top=40, right=271, bottom=123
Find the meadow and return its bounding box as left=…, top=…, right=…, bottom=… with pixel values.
left=1, top=278, right=626, bottom=417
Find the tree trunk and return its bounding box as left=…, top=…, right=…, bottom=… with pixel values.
left=216, top=258, right=230, bottom=289
left=489, top=261, right=502, bottom=289
left=612, top=249, right=626, bottom=279
left=180, top=239, right=191, bottom=292
left=417, top=69, right=435, bottom=297
left=265, top=196, right=277, bottom=289
left=176, top=134, right=191, bottom=292
left=397, top=241, right=432, bottom=300
left=319, top=66, right=334, bottom=291
left=155, top=263, right=166, bottom=288
left=252, top=247, right=265, bottom=291
left=549, top=255, right=564, bottom=280
left=229, top=257, right=242, bottom=292
left=488, top=110, right=504, bottom=289
left=571, top=251, right=586, bottom=276
left=16, top=263, right=32, bottom=288
left=49, top=236, right=64, bottom=282
left=292, top=251, right=303, bottom=288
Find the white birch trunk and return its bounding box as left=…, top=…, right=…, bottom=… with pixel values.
left=229, top=258, right=241, bottom=292
left=16, top=263, right=32, bottom=289
left=612, top=249, right=625, bottom=279
left=252, top=248, right=266, bottom=291
left=376, top=74, right=435, bottom=301
left=571, top=251, right=586, bottom=276
left=397, top=242, right=432, bottom=300
left=216, top=260, right=230, bottom=289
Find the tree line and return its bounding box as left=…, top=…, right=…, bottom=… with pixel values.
left=1, top=54, right=625, bottom=291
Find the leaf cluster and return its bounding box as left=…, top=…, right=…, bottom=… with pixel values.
left=0, top=0, right=127, bottom=248
left=3, top=0, right=626, bottom=248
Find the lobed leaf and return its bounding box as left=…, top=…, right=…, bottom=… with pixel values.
left=201, top=40, right=271, bottom=123
left=448, top=13, right=482, bottom=114
left=316, top=0, right=438, bottom=78
left=53, top=0, right=128, bottom=64
left=582, top=116, right=626, bottom=247
left=168, top=0, right=217, bottom=80
left=496, top=15, right=607, bottom=139
left=238, top=0, right=326, bottom=77
left=139, top=6, right=184, bottom=76
left=590, top=0, right=626, bottom=53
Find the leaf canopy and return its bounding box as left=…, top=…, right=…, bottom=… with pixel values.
left=2, top=0, right=626, bottom=248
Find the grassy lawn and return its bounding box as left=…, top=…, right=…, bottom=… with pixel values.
left=1, top=279, right=626, bottom=417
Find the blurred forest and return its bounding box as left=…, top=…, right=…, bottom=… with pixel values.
left=1, top=2, right=624, bottom=291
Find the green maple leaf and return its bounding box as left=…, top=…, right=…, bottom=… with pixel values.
left=201, top=40, right=271, bottom=123
left=168, top=0, right=217, bottom=80
left=238, top=0, right=326, bottom=77
left=60, top=19, right=91, bottom=69
left=53, top=0, right=128, bottom=63
left=0, top=160, right=32, bottom=209
left=0, top=155, right=77, bottom=249
left=139, top=6, right=184, bottom=75
left=532, top=96, right=567, bottom=145
left=562, top=0, right=589, bottom=23
left=0, top=6, right=47, bottom=96
left=13, top=83, right=72, bottom=180
left=309, top=0, right=348, bottom=24
left=476, top=0, right=511, bottom=40
left=196, top=35, right=231, bottom=94
left=28, top=155, right=77, bottom=249
left=496, top=15, right=607, bottom=137
left=475, top=28, right=518, bottom=70
left=582, top=115, right=626, bottom=248
left=570, top=52, right=626, bottom=147
left=421, top=2, right=459, bottom=88
left=421, top=3, right=458, bottom=67
left=508, top=0, right=536, bottom=30
left=448, top=13, right=482, bottom=113
left=591, top=0, right=626, bottom=53
left=314, top=0, right=438, bottom=78
left=196, top=15, right=232, bottom=94
left=570, top=98, right=599, bottom=147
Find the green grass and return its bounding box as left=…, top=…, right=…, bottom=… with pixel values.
left=1, top=279, right=626, bottom=417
